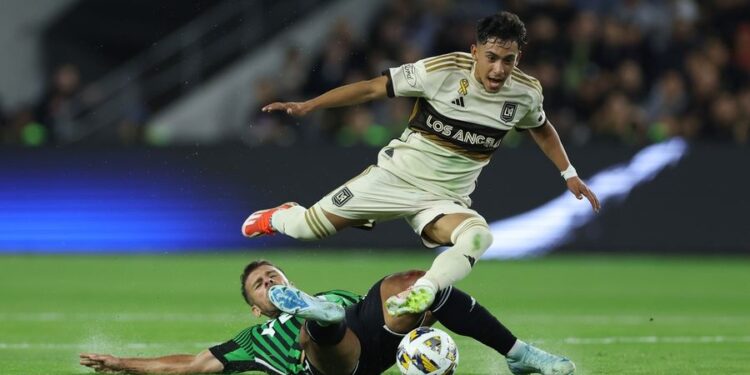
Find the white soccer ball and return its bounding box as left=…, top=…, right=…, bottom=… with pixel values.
left=396, top=326, right=459, bottom=375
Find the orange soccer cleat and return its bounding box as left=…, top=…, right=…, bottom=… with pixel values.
left=242, top=202, right=298, bottom=238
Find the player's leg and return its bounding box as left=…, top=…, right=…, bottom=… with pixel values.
left=267, top=285, right=360, bottom=375
left=428, top=285, right=575, bottom=374
left=242, top=202, right=366, bottom=240
left=299, top=324, right=361, bottom=375
left=387, top=208, right=493, bottom=315
left=381, top=270, right=515, bottom=354
left=280, top=275, right=419, bottom=375
left=313, top=165, right=425, bottom=234
left=381, top=271, right=575, bottom=375
left=243, top=165, right=414, bottom=241
left=379, top=270, right=434, bottom=334
left=420, top=212, right=492, bottom=289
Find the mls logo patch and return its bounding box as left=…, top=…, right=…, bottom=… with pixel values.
left=332, top=187, right=354, bottom=207
left=500, top=102, right=518, bottom=122
left=402, top=64, right=417, bottom=87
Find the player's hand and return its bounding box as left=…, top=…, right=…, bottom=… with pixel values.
left=566, top=176, right=600, bottom=213
left=261, top=101, right=312, bottom=117
left=79, top=353, right=125, bottom=373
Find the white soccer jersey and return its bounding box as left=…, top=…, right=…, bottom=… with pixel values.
left=378, top=52, right=547, bottom=205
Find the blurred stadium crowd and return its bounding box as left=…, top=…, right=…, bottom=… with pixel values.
left=2, top=0, right=749, bottom=147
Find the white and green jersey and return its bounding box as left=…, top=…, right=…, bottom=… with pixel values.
left=379, top=52, right=547, bottom=206
left=209, top=290, right=361, bottom=374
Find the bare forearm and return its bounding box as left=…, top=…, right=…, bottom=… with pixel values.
left=261, top=76, right=387, bottom=117
left=81, top=348, right=222, bottom=374
left=306, top=77, right=387, bottom=111
left=530, top=123, right=601, bottom=211
left=116, top=355, right=205, bottom=374
left=531, top=123, right=571, bottom=171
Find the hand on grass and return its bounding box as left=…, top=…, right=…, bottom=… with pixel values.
left=80, top=353, right=124, bottom=374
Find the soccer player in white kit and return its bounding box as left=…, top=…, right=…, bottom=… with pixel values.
left=245, top=11, right=600, bottom=319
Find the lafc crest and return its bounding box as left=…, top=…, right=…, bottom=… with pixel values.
left=501, top=101, right=518, bottom=122
left=332, top=187, right=353, bottom=207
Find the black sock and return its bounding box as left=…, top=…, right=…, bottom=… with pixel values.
left=430, top=286, right=517, bottom=356
left=304, top=320, right=347, bottom=346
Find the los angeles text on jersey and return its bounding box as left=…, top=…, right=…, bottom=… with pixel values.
left=409, top=99, right=509, bottom=158
left=425, top=114, right=502, bottom=149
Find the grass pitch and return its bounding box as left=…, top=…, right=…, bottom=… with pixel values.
left=1, top=251, right=749, bottom=374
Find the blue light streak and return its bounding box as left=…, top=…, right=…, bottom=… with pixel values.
left=482, top=138, right=689, bottom=259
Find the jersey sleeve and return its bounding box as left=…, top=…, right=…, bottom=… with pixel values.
left=514, top=90, right=547, bottom=130
left=382, top=59, right=434, bottom=99
left=208, top=327, right=259, bottom=374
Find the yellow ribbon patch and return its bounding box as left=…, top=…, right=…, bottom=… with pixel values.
left=458, top=79, right=469, bottom=95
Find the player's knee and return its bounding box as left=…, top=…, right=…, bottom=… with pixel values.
left=397, top=270, right=426, bottom=286
left=382, top=270, right=425, bottom=297
left=452, top=218, right=492, bottom=243
left=453, top=218, right=492, bottom=257
left=472, top=225, right=493, bottom=251
left=390, top=270, right=425, bottom=284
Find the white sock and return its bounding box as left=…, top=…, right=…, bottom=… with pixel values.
left=271, top=204, right=336, bottom=241
left=412, top=277, right=437, bottom=292
left=507, top=339, right=526, bottom=359
left=421, top=217, right=493, bottom=290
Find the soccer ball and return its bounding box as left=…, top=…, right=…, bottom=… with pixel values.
left=396, top=327, right=459, bottom=375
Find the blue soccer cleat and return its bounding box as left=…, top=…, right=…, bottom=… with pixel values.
left=506, top=341, right=576, bottom=375
left=268, top=285, right=344, bottom=324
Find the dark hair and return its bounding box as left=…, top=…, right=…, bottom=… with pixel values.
left=240, top=260, right=284, bottom=305
left=476, top=11, right=528, bottom=49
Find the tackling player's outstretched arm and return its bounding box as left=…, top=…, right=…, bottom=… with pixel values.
left=79, top=349, right=223, bottom=374
left=262, top=76, right=389, bottom=117
left=529, top=121, right=601, bottom=212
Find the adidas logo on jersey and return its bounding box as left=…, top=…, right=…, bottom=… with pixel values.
left=451, top=96, right=465, bottom=107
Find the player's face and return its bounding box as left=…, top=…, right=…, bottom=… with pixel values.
left=244, top=265, right=290, bottom=318
left=471, top=39, right=520, bottom=93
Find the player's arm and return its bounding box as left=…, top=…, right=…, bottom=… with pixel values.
left=262, top=76, right=389, bottom=117
left=79, top=349, right=223, bottom=374
left=529, top=121, right=601, bottom=212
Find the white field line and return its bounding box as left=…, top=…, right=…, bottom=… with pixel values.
left=1, top=312, right=749, bottom=324
left=0, top=342, right=217, bottom=350
left=560, top=336, right=750, bottom=345
left=506, top=314, right=750, bottom=325
left=2, top=336, right=750, bottom=351
left=0, top=312, right=247, bottom=322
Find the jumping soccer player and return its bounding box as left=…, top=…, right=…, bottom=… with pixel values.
left=80, top=260, right=575, bottom=374
left=244, top=11, right=600, bottom=316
